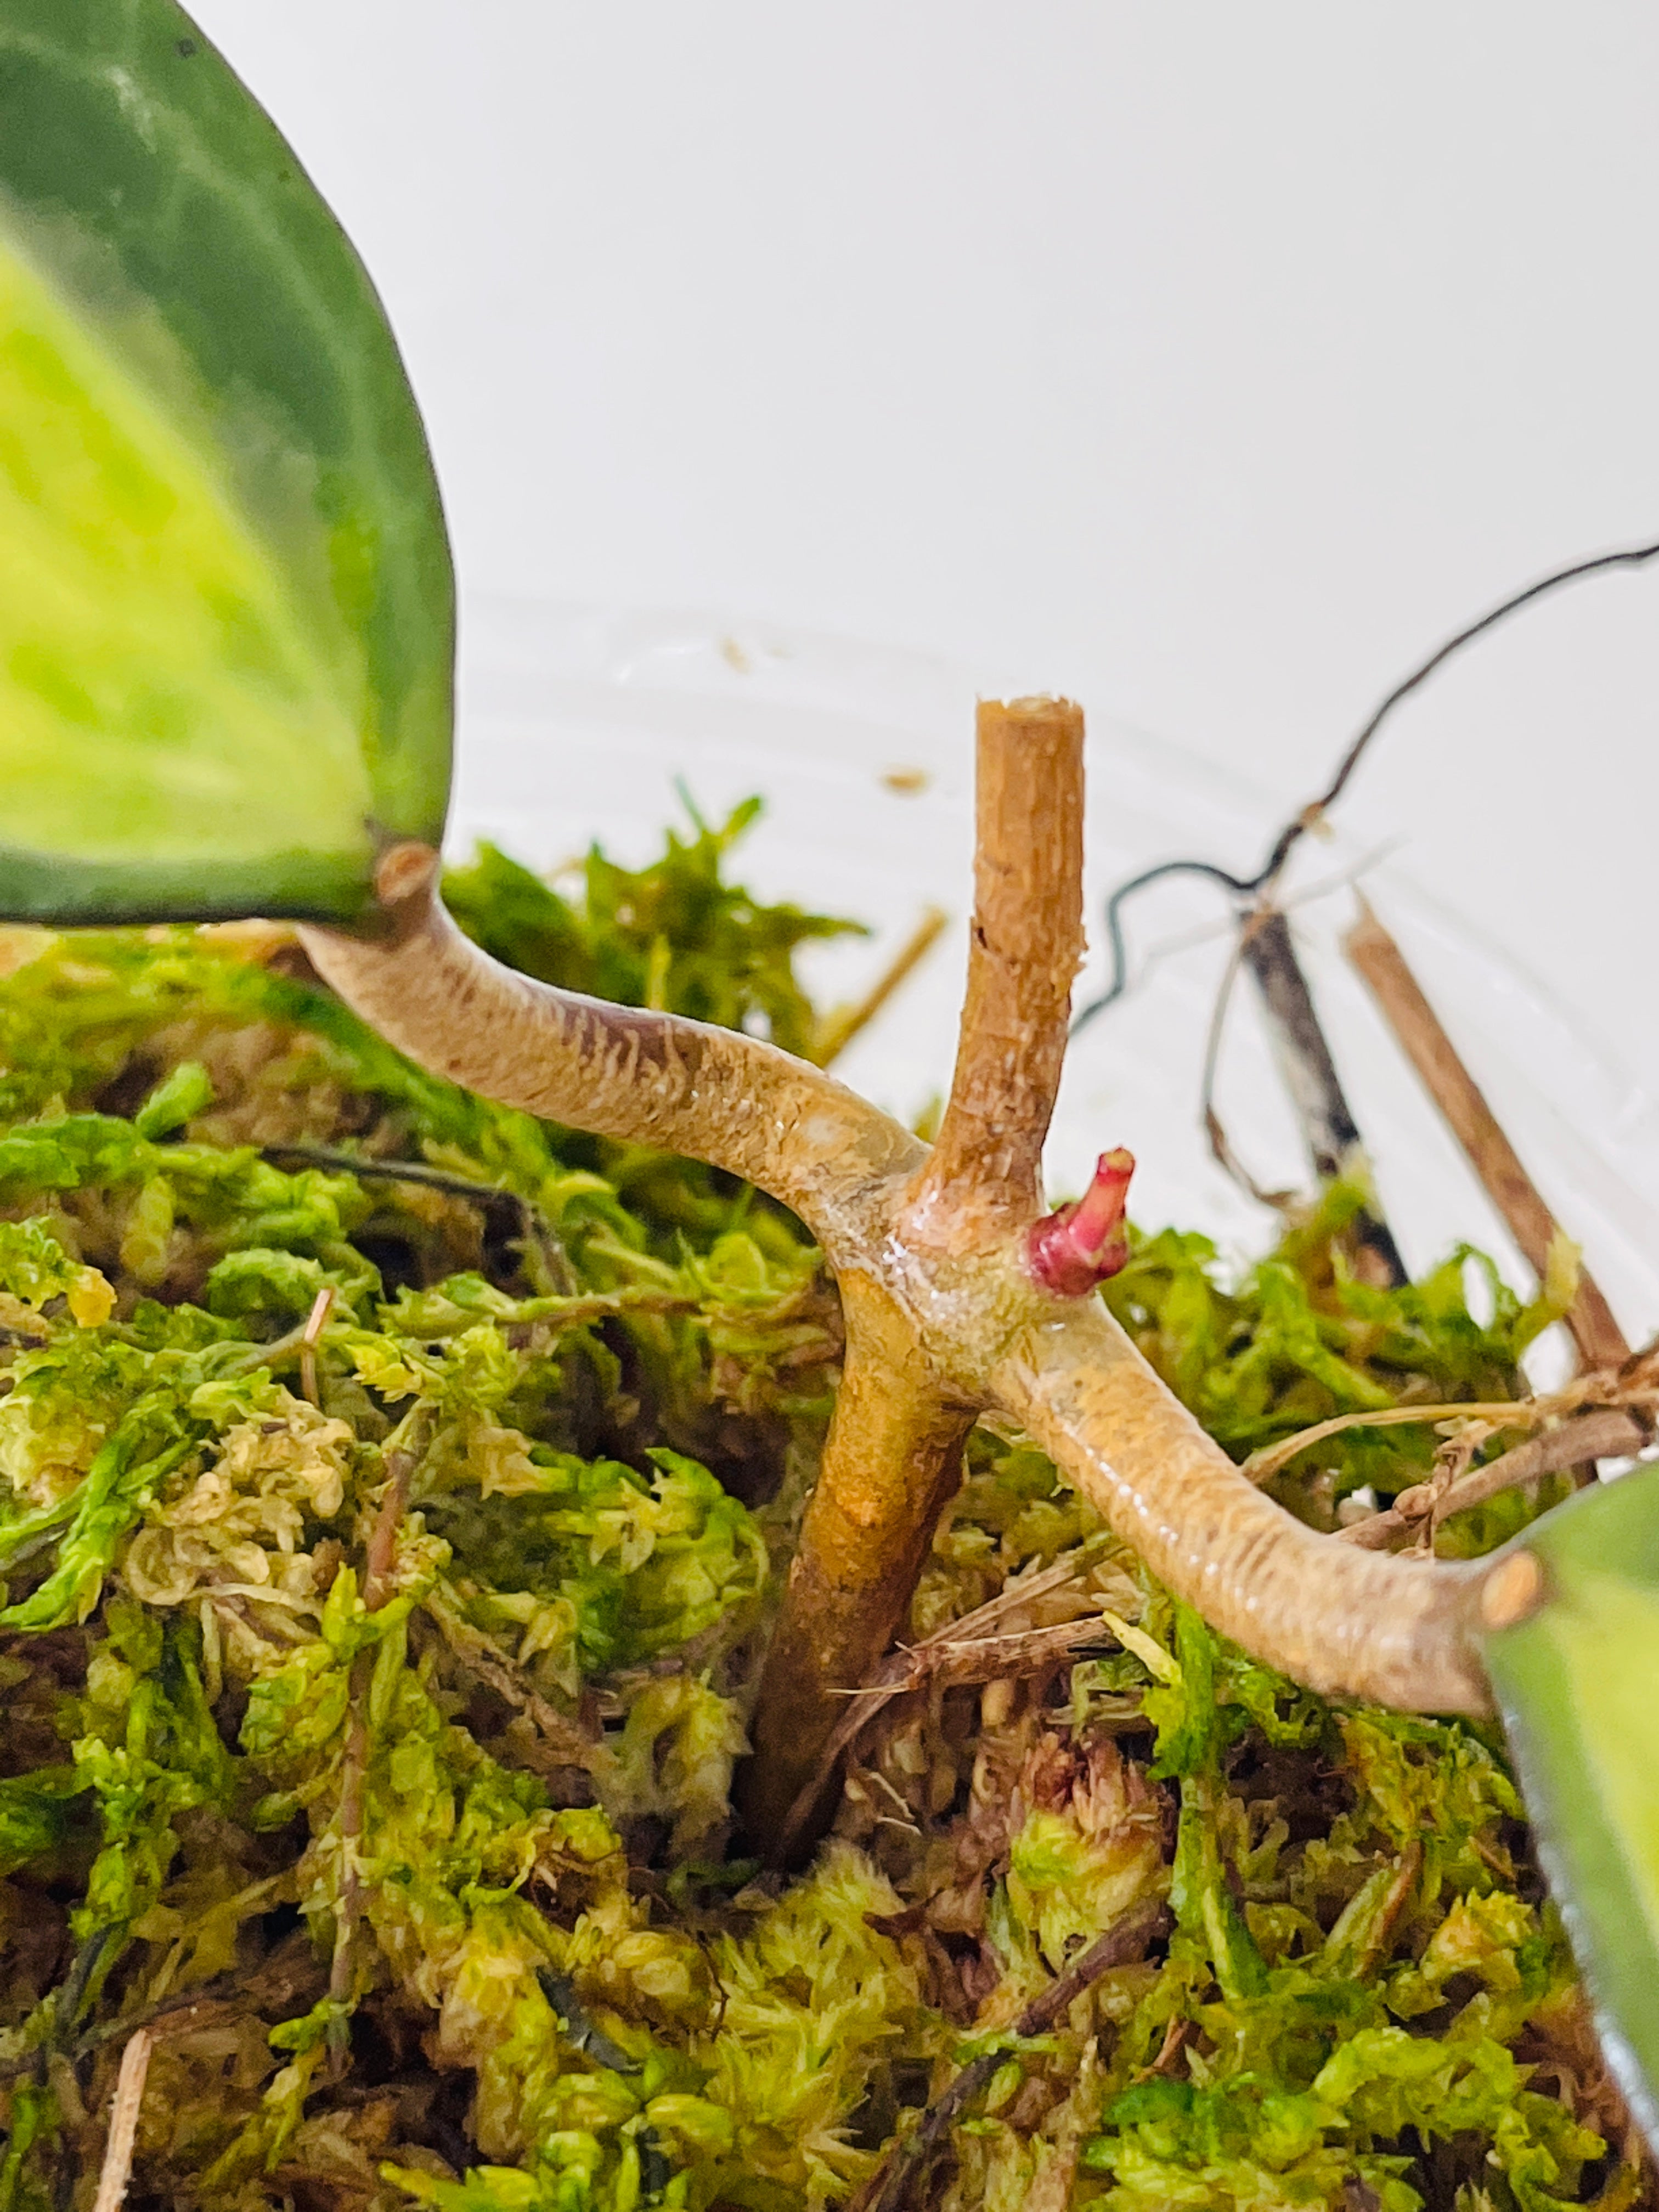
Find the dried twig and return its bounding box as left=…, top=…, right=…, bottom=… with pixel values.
left=851, top=1904, right=1167, bottom=2212
left=1245, top=1401, right=1537, bottom=1489
left=1344, top=897, right=1628, bottom=1372
left=814, top=906, right=948, bottom=1068
left=1240, top=907, right=1407, bottom=1284
left=777, top=1548, right=1115, bottom=1860
left=298, top=1285, right=334, bottom=1408
left=1336, top=1408, right=1648, bottom=1552
left=89, top=2027, right=154, bottom=2212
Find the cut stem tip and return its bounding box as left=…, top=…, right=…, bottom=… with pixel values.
left=1027, top=1147, right=1136, bottom=1296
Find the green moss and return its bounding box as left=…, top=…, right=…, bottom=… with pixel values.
left=0, top=814, right=1635, bottom=2211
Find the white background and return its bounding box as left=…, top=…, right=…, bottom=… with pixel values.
left=188, top=5, right=1659, bottom=1184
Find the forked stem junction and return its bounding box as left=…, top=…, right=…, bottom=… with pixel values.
left=300, top=698, right=1509, bottom=1863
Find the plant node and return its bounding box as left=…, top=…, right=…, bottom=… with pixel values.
left=1026, top=1146, right=1136, bottom=1295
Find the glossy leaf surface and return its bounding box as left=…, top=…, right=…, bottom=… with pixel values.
left=0, top=0, right=452, bottom=922
left=1482, top=1461, right=1659, bottom=2147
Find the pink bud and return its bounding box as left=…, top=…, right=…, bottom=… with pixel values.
left=1026, top=1148, right=1136, bottom=1296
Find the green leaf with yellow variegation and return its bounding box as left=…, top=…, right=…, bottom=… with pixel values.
left=1482, top=1460, right=1659, bottom=2146
left=0, top=0, right=452, bottom=924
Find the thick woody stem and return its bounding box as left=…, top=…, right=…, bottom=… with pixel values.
left=740, top=1271, right=974, bottom=1862
left=298, top=870, right=922, bottom=1254
left=992, top=1297, right=1494, bottom=1714
left=1345, top=898, right=1629, bottom=1371
left=904, top=699, right=1085, bottom=1249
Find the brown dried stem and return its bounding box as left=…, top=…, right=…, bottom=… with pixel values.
left=1344, top=896, right=1628, bottom=1370
left=904, top=698, right=1086, bottom=1248
left=1337, top=1407, right=1647, bottom=1552
left=90, top=2026, right=155, bottom=2212
left=1239, top=906, right=1407, bottom=1285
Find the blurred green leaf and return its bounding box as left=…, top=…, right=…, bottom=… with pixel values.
left=0, top=0, right=452, bottom=923
left=1482, top=1462, right=1659, bottom=2149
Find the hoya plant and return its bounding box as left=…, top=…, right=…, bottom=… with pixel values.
left=1, top=2, right=1656, bottom=2203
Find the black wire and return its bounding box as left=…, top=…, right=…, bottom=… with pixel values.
left=1071, top=537, right=1659, bottom=1037
left=1071, top=859, right=1254, bottom=1032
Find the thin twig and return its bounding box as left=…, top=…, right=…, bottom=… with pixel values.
left=298, top=1286, right=334, bottom=1408
left=362, top=1403, right=437, bottom=1612
left=89, top=2027, right=153, bottom=2212
left=1199, top=924, right=1289, bottom=1208
left=1244, top=1401, right=1533, bottom=1488
left=774, top=1548, right=1107, bottom=1859
left=1336, top=1408, right=1647, bottom=1551
left=851, top=1904, right=1167, bottom=2212
left=1344, top=896, right=1629, bottom=1370
left=814, top=906, right=948, bottom=1068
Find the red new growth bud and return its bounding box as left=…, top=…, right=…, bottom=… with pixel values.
left=1026, top=1147, right=1136, bottom=1297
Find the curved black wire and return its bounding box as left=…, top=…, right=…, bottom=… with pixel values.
left=1072, top=859, right=1254, bottom=1031
left=1071, top=538, right=1659, bottom=1036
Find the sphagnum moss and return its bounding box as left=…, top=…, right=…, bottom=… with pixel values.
left=0, top=805, right=1643, bottom=2212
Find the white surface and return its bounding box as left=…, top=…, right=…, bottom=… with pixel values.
left=186, top=5, right=1659, bottom=1313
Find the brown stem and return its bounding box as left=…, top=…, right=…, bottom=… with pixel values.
left=742, top=1271, right=974, bottom=1862
left=903, top=699, right=1085, bottom=1250
left=1337, top=1407, right=1647, bottom=1551
left=992, top=1297, right=1493, bottom=1713
left=298, top=865, right=922, bottom=1253
left=1344, top=897, right=1628, bottom=1370
left=775, top=1546, right=1108, bottom=1837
